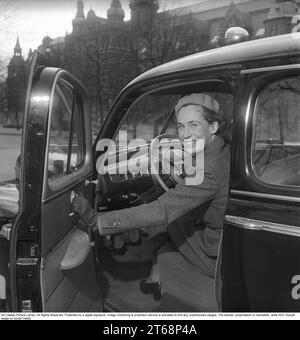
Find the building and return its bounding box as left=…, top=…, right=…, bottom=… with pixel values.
left=0, top=82, right=7, bottom=125
left=4, top=37, right=27, bottom=129
left=5, top=0, right=300, bottom=127
left=38, top=0, right=211, bottom=125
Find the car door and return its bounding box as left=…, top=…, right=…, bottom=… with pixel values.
left=222, top=63, right=300, bottom=312
left=9, top=52, right=102, bottom=312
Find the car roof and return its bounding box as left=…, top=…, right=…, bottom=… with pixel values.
left=127, top=33, right=300, bottom=87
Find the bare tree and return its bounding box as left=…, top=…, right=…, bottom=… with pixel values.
left=0, top=0, right=19, bottom=78
left=64, top=32, right=133, bottom=127
left=0, top=60, right=5, bottom=83
left=131, top=4, right=209, bottom=75
left=0, top=0, right=21, bottom=126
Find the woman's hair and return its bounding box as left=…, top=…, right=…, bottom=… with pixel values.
left=200, top=106, right=231, bottom=146
left=15, top=154, right=21, bottom=169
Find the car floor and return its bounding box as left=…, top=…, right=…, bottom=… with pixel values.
left=97, top=235, right=161, bottom=312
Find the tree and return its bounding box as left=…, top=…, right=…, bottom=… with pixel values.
left=0, top=1, right=21, bottom=125
left=6, top=71, right=26, bottom=130
left=131, top=8, right=209, bottom=75
left=38, top=0, right=209, bottom=130
left=0, top=60, right=5, bottom=83
left=64, top=31, right=134, bottom=128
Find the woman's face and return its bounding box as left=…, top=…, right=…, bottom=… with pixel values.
left=176, top=105, right=218, bottom=146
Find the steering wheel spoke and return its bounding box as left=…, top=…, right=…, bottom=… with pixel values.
left=150, top=134, right=186, bottom=192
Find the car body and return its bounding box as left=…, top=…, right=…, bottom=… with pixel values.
left=1, top=32, right=300, bottom=312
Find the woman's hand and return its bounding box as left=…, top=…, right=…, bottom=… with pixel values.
left=71, top=195, right=98, bottom=231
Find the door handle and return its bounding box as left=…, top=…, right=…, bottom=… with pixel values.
left=69, top=212, right=81, bottom=226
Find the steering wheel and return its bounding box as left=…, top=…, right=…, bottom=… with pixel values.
left=150, top=134, right=186, bottom=192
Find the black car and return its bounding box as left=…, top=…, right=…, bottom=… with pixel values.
left=1, top=32, right=300, bottom=313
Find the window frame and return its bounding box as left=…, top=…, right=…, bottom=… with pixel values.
left=243, top=68, right=300, bottom=199
left=42, top=71, right=90, bottom=200
left=111, top=79, right=231, bottom=143
left=47, top=80, right=73, bottom=182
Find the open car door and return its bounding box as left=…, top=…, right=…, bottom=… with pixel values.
left=9, top=52, right=102, bottom=312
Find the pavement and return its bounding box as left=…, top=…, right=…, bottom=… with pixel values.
left=0, top=127, right=22, bottom=181
left=0, top=127, right=22, bottom=136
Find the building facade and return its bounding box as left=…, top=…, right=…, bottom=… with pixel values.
left=5, top=0, right=300, bottom=127
left=3, top=37, right=27, bottom=129
left=37, top=0, right=214, bottom=126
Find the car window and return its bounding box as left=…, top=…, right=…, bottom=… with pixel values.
left=116, top=94, right=179, bottom=143
left=116, top=91, right=233, bottom=143
left=47, top=80, right=85, bottom=183
left=252, top=76, right=300, bottom=187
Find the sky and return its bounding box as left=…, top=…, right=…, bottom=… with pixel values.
left=0, top=0, right=204, bottom=71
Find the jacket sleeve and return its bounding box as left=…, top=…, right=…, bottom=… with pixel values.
left=98, top=166, right=219, bottom=235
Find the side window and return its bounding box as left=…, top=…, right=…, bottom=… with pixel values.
left=47, top=79, right=85, bottom=183
left=116, top=94, right=179, bottom=142
left=115, top=90, right=234, bottom=143
left=252, top=76, right=300, bottom=187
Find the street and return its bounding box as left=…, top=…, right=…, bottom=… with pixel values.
left=0, top=127, right=21, bottom=182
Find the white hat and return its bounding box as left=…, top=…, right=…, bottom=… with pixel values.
left=175, top=93, right=220, bottom=115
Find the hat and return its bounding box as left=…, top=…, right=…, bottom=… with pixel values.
left=175, top=93, right=220, bottom=115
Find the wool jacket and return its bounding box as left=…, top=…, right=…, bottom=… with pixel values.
left=98, top=135, right=231, bottom=276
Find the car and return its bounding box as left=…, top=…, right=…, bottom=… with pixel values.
left=1, top=31, right=300, bottom=313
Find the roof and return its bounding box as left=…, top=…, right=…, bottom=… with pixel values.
left=267, top=0, right=299, bottom=20
left=169, top=0, right=271, bottom=20
left=127, top=33, right=300, bottom=87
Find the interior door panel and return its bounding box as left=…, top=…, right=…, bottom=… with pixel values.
left=41, top=190, right=102, bottom=312
left=37, top=70, right=102, bottom=312
left=43, top=248, right=100, bottom=312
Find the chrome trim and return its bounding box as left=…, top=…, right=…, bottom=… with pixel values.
left=231, top=190, right=300, bottom=203
left=16, top=258, right=39, bottom=266
left=241, top=64, right=300, bottom=74
left=225, top=215, right=300, bottom=238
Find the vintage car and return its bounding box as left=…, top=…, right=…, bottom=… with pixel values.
left=1, top=31, right=300, bottom=313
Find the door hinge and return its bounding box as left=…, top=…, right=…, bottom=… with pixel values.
left=16, top=258, right=39, bottom=279
left=22, top=300, right=33, bottom=313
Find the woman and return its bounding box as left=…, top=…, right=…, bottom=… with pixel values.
left=72, top=93, right=231, bottom=312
